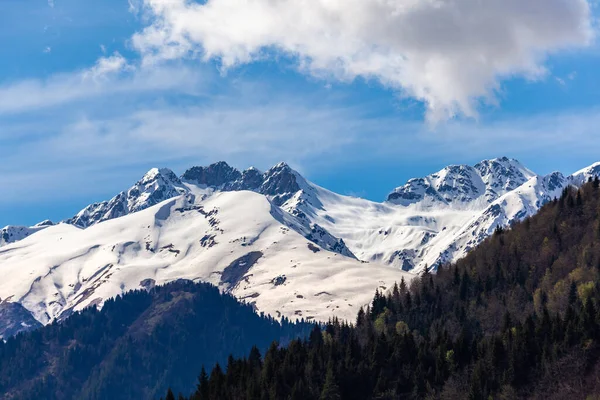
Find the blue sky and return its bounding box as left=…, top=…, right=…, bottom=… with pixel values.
left=1, top=0, right=600, bottom=227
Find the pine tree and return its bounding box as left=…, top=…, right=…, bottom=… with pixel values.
left=166, top=388, right=176, bottom=400
left=568, top=281, right=578, bottom=305
left=320, top=361, right=341, bottom=400
left=195, top=367, right=209, bottom=400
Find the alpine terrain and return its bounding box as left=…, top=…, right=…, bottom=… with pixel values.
left=1, top=158, right=599, bottom=337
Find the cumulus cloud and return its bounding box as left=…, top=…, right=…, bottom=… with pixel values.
left=132, top=0, right=594, bottom=121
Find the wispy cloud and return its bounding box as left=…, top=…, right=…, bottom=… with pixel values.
left=0, top=61, right=205, bottom=115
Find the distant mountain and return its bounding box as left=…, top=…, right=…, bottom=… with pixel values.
left=387, top=157, right=535, bottom=206
left=0, top=280, right=312, bottom=400
left=288, top=157, right=598, bottom=272
left=1, top=158, right=599, bottom=337
left=0, top=220, right=54, bottom=247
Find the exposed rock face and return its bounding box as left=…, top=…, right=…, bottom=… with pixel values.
left=259, top=163, right=302, bottom=205
left=181, top=161, right=242, bottom=187
left=182, top=161, right=302, bottom=204
left=225, top=167, right=264, bottom=191
left=220, top=251, right=264, bottom=291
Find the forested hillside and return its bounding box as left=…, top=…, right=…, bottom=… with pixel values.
left=174, top=178, right=600, bottom=399
left=0, top=281, right=312, bottom=400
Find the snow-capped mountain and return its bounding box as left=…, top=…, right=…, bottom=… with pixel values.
left=387, top=157, right=535, bottom=207
left=571, top=162, right=600, bottom=185
left=0, top=189, right=410, bottom=338
left=66, top=168, right=187, bottom=228
left=1, top=157, right=599, bottom=338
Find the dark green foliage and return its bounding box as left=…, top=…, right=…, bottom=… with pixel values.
left=173, top=182, right=600, bottom=399
left=0, top=281, right=312, bottom=399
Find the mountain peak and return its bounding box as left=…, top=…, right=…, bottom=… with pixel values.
left=141, top=168, right=180, bottom=185
left=271, top=161, right=291, bottom=170
left=388, top=157, right=535, bottom=207
left=34, top=220, right=54, bottom=228
left=261, top=162, right=305, bottom=205
left=66, top=167, right=186, bottom=228
left=473, top=157, right=535, bottom=201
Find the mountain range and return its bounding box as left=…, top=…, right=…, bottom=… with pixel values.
left=1, top=157, right=599, bottom=337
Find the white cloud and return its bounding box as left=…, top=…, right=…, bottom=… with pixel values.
left=82, top=52, right=134, bottom=81
left=48, top=0, right=54, bottom=8
left=132, top=0, right=594, bottom=122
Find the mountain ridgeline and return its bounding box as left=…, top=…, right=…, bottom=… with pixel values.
left=67, top=161, right=305, bottom=229
left=0, top=281, right=313, bottom=400
left=171, top=178, right=600, bottom=400
left=2, top=157, right=600, bottom=340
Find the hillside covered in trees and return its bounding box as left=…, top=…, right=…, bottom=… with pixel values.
left=173, top=178, right=600, bottom=399
left=0, top=280, right=312, bottom=400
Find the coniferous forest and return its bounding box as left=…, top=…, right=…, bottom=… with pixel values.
left=0, top=280, right=312, bottom=399
left=169, top=178, right=600, bottom=400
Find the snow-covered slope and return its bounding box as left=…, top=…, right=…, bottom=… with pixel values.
left=570, top=162, right=600, bottom=185
left=2, top=157, right=599, bottom=337
left=1, top=220, right=54, bottom=247
left=0, top=190, right=410, bottom=336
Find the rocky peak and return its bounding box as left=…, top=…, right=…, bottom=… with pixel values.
left=429, top=165, right=484, bottom=203
left=223, top=167, right=264, bottom=191
left=387, top=164, right=484, bottom=206
left=240, top=167, right=264, bottom=190
left=474, top=157, right=535, bottom=201
left=66, top=167, right=186, bottom=228
left=387, top=157, right=535, bottom=207
left=260, top=162, right=303, bottom=205
left=543, top=171, right=567, bottom=193
left=34, top=220, right=55, bottom=228
left=181, top=161, right=242, bottom=187
left=141, top=168, right=181, bottom=186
